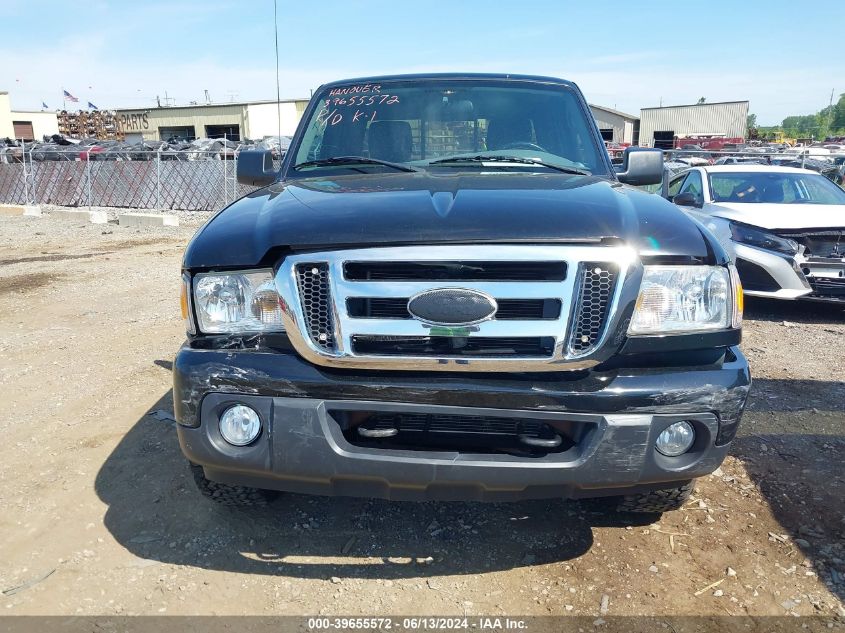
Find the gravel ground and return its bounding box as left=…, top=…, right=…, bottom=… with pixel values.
left=38, top=203, right=216, bottom=223
left=0, top=211, right=843, bottom=619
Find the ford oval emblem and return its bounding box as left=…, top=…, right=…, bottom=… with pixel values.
left=407, top=288, right=498, bottom=326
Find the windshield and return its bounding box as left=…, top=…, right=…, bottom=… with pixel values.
left=709, top=171, right=845, bottom=204
left=291, top=79, right=607, bottom=175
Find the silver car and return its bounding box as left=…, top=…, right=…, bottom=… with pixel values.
left=667, top=165, right=845, bottom=302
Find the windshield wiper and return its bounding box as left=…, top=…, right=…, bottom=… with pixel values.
left=429, top=155, right=590, bottom=176
left=293, top=156, right=418, bottom=173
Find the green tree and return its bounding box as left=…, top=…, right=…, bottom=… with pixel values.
left=697, top=97, right=706, bottom=104
left=830, top=93, right=845, bottom=132
left=782, top=114, right=819, bottom=138
left=747, top=113, right=757, bottom=130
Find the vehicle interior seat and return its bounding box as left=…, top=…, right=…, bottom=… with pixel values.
left=730, top=182, right=760, bottom=203
left=486, top=116, right=533, bottom=150
left=367, top=121, right=412, bottom=163
left=760, top=181, right=785, bottom=203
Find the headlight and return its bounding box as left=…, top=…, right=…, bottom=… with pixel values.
left=730, top=222, right=798, bottom=255
left=629, top=266, right=733, bottom=335
left=193, top=269, right=284, bottom=333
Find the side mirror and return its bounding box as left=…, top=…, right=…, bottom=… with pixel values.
left=236, top=149, right=276, bottom=186
left=672, top=192, right=703, bottom=208
left=616, top=148, right=664, bottom=186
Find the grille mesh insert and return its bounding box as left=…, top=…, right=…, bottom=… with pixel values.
left=808, top=275, right=845, bottom=298
left=344, top=412, right=575, bottom=453
left=295, top=263, right=335, bottom=351
left=568, top=263, right=618, bottom=355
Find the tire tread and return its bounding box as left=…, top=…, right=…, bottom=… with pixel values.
left=189, top=464, right=278, bottom=507
left=616, top=482, right=694, bottom=513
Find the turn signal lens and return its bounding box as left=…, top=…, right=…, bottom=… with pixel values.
left=180, top=282, right=189, bottom=320
left=729, top=263, right=744, bottom=329
left=181, top=273, right=196, bottom=335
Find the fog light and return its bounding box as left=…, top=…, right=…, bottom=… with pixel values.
left=655, top=421, right=695, bottom=456
left=219, top=405, right=261, bottom=446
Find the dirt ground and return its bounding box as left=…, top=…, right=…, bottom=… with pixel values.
left=0, top=212, right=843, bottom=619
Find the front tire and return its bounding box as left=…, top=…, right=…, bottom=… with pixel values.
left=189, top=464, right=279, bottom=507
left=615, top=482, right=694, bottom=513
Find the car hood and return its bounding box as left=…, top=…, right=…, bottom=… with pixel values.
left=706, top=202, right=845, bottom=230
left=184, top=171, right=715, bottom=268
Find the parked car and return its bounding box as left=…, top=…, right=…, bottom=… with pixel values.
left=770, top=156, right=842, bottom=182
left=673, top=156, right=711, bottom=167
left=174, top=73, right=749, bottom=514
left=713, top=157, right=767, bottom=165
left=257, top=135, right=292, bottom=159
left=667, top=165, right=845, bottom=302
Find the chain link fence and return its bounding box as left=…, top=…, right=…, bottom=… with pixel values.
left=0, top=148, right=276, bottom=212
left=3, top=145, right=842, bottom=212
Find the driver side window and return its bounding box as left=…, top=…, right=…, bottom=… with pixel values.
left=668, top=175, right=686, bottom=197
left=679, top=170, right=703, bottom=199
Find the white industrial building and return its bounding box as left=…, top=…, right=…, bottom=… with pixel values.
left=0, top=91, right=59, bottom=141
left=589, top=104, right=638, bottom=144
left=638, top=101, right=749, bottom=148
left=114, top=98, right=311, bottom=142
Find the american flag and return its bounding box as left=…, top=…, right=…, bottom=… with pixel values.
left=63, top=89, right=79, bottom=103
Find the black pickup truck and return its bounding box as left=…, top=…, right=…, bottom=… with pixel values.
left=174, top=74, right=750, bottom=513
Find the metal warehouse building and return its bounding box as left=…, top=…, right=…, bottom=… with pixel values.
left=589, top=104, right=638, bottom=144
left=114, top=98, right=311, bottom=143
left=638, top=101, right=749, bottom=148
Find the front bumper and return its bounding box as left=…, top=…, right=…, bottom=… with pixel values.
left=735, top=242, right=845, bottom=302
left=173, top=345, right=750, bottom=502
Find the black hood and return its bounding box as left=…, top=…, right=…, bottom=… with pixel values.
left=184, top=171, right=716, bottom=269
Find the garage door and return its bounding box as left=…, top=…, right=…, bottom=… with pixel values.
left=205, top=124, right=240, bottom=141
left=653, top=130, right=675, bottom=150
left=13, top=121, right=34, bottom=141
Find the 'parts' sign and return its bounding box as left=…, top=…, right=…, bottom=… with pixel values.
left=117, top=112, right=149, bottom=132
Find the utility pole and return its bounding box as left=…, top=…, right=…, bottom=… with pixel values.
left=826, top=88, right=835, bottom=136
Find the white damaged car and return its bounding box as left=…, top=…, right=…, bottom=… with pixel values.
left=667, top=165, right=845, bottom=302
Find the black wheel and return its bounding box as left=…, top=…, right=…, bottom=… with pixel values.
left=189, top=464, right=279, bottom=507
left=615, top=482, right=694, bottom=513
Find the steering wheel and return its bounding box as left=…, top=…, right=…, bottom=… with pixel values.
left=500, top=141, right=549, bottom=152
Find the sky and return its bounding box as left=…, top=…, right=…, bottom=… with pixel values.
left=0, top=0, right=840, bottom=125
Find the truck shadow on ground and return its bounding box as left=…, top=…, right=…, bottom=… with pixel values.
left=95, top=391, right=656, bottom=580
left=743, top=296, right=845, bottom=324
left=734, top=375, right=845, bottom=604
left=730, top=427, right=844, bottom=604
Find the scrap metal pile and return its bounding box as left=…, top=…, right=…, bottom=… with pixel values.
left=0, top=134, right=292, bottom=164
left=660, top=143, right=845, bottom=184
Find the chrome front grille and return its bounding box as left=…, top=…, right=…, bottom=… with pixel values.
left=281, top=245, right=633, bottom=372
